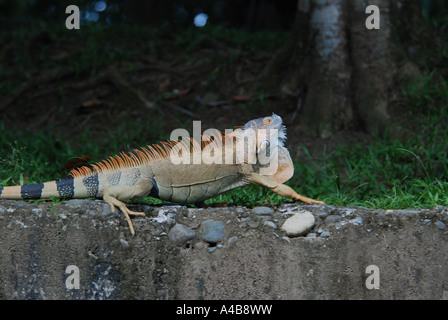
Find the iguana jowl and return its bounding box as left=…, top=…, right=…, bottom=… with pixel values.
left=0, top=114, right=323, bottom=235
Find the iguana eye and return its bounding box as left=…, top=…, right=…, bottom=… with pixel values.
left=263, top=117, right=273, bottom=125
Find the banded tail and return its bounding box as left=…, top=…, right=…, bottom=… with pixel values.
left=0, top=174, right=101, bottom=200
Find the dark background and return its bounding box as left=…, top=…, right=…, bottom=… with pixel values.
left=0, top=0, right=298, bottom=30
left=0, top=0, right=446, bottom=138
left=1, top=0, right=448, bottom=206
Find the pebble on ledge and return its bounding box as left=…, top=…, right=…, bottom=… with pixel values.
left=281, top=211, right=315, bottom=237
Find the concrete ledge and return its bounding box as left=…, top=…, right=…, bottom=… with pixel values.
left=0, top=199, right=447, bottom=299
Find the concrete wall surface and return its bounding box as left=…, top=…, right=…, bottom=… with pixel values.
left=0, top=199, right=447, bottom=300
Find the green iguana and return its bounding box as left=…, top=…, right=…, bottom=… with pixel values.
left=0, top=114, right=323, bottom=235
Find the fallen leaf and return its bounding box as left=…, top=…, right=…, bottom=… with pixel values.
left=210, top=202, right=228, bottom=207
left=233, top=94, right=253, bottom=101
left=81, top=99, right=103, bottom=108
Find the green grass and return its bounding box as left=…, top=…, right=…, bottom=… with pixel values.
left=1, top=104, right=448, bottom=210
left=1, top=66, right=448, bottom=209
left=288, top=141, right=448, bottom=210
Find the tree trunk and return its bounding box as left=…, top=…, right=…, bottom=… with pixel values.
left=277, top=0, right=426, bottom=137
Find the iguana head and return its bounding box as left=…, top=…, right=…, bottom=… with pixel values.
left=235, top=114, right=294, bottom=183
left=241, top=113, right=286, bottom=148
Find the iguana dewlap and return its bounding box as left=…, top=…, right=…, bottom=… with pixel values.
left=0, top=114, right=323, bottom=235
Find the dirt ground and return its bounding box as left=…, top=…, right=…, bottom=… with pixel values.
left=1, top=199, right=447, bottom=300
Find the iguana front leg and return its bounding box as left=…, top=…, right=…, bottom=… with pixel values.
left=249, top=172, right=324, bottom=205
left=103, top=182, right=152, bottom=236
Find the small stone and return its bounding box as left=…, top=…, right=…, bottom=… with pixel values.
left=247, top=220, right=259, bottom=229
left=120, top=239, right=129, bottom=249
left=437, top=221, right=446, bottom=230
left=263, top=221, right=277, bottom=229
left=200, top=220, right=225, bottom=244
left=65, top=199, right=90, bottom=210
left=152, top=210, right=176, bottom=225
left=281, top=211, right=315, bottom=237
left=396, top=209, right=420, bottom=215
left=325, top=215, right=342, bottom=225
left=320, top=231, right=331, bottom=238
left=350, top=217, right=363, bottom=226
left=227, top=236, right=239, bottom=247
left=194, top=242, right=205, bottom=250
left=102, top=204, right=114, bottom=216
left=167, top=213, right=177, bottom=220
left=317, top=211, right=329, bottom=219
left=168, top=223, right=196, bottom=245
left=423, top=219, right=432, bottom=226
left=251, top=207, right=275, bottom=215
